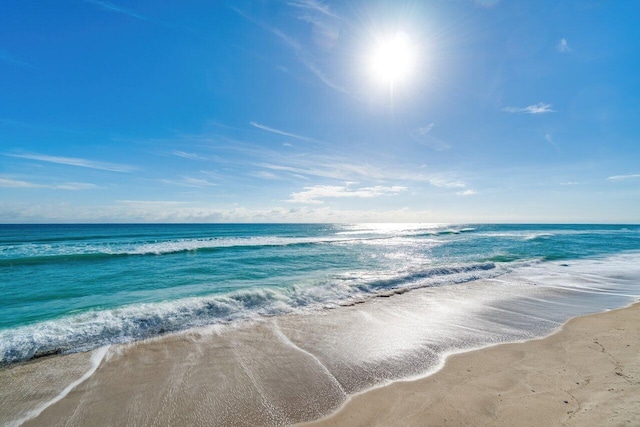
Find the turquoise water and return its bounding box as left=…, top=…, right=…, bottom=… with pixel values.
left=1, top=223, right=639, bottom=364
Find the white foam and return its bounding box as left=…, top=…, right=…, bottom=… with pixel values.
left=9, top=346, right=109, bottom=427
left=0, top=261, right=507, bottom=364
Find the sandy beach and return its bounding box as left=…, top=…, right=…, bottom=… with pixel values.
left=306, top=302, right=640, bottom=427
left=1, top=288, right=637, bottom=426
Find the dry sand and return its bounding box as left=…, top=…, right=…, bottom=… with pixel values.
left=305, top=302, right=640, bottom=427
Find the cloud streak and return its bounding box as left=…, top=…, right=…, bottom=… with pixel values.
left=286, top=0, right=339, bottom=19
left=607, top=174, right=640, bottom=181
left=5, top=153, right=136, bottom=172
left=288, top=184, right=407, bottom=204
left=557, top=38, right=571, bottom=53
left=250, top=122, right=315, bottom=141
left=231, top=7, right=347, bottom=94
left=0, top=177, right=98, bottom=190
left=173, top=151, right=208, bottom=161
left=83, top=0, right=152, bottom=21
left=0, top=202, right=442, bottom=224
left=0, top=50, right=37, bottom=70
left=160, top=176, right=218, bottom=188
left=502, top=102, right=556, bottom=114
left=409, top=124, right=452, bottom=151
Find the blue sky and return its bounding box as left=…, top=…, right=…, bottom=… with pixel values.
left=1, top=0, right=639, bottom=223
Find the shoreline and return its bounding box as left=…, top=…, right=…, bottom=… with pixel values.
left=304, top=302, right=640, bottom=426
left=2, top=271, right=638, bottom=426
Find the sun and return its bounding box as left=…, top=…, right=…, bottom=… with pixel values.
left=369, top=31, right=416, bottom=87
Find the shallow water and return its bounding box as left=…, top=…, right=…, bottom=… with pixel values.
left=2, top=223, right=639, bottom=365
left=2, top=250, right=640, bottom=425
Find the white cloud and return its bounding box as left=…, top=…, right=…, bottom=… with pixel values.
left=5, top=153, right=136, bottom=172
left=250, top=171, right=280, bottom=180
left=409, top=123, right=451, bottom=151
left=257, top=159, right=469, bottom=192
left=427, top=176, right=466, bottom=189
left=557, top=38, right=571, bottom=53
left=0, top=202, right=444, bottom=224
left=0, top=177, right=97, bottom=190
left=258, top=162, right=386, bottom=181
left=607, top=174, right=640, bottom=181
left=173, top=151, right=207, bottom=160
left=456, top=189, right=477, bottom=196
left=250, top=122, right=314, bottom=141
left=502, top=102, right=556, bottom=114
left=287, top=0, right=341, bottom=49
left=160, top=176, right=217, bottom=187
left=83, top=0, right=151, bottom=22
left=54, top=182, right=99, bottom=190
left=416, top=123, right=434, bottom=134
left=117, top=200, right=186, bottom=206
left=545, top=133, right=560, bottom=151
left=232, top=7, right=346, bottom=94
left=0, top=178, right=41, bottom=188
left=286, top=0, right=339, bottom=19
left=288, top=184, right=407, bottom=204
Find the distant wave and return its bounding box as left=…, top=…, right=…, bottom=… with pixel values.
left=336, top=226, right=476, bottom=236
left=0, top=261, right=508, bottom=365
left=0, top=237, right=346, bottom=265
left=0, top=232, right=456, bottom=265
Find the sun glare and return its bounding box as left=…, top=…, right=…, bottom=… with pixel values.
left=369, top=31, right=416, bottom=87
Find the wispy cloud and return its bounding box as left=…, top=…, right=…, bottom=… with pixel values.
left=607, top=174, right=640, bottom=181
left=0, top=202, right=442, bottom=224
left=288, top=184, right=407, bottom=204
left=557, top=38, right=571, bottom=53
left=250, top=171, right=281, bottom=180
left=456, top=189, right=477, bottom=196
left=427, top=176, right=466, bottom=189
left=0, top=177, right=98, bottom=190
left=474, top=0, right=501, bottom=7
left=259, top=162, right=385, bottom=182
left=250, top=121, right=314, bottom=142
left=298, top=56, right=347, bottom=92
left=0, top=50, right=36, bottom=70
left=173, top=151, right=208, bottom=160
left=545, top=133, right=560, bottom=151
left=286, top=0, right=339, bottom=19
left=160, top=176, right=217, bottom=188
left=502, top=102, right=556, bottom=114
left=273, top=26, right=346, bottom=92
left=288, top=0, right=341, bottom=50
left=409, top=123, right=452, bottom=151
left=83, top=0, right=151, bottom=21
left=0, top=118, right=82, bottom=133
left=258, top=158, right=469, bottom=191
left=231, top=7, right=347, bottom=94
left=116, top=200, right=187, bottom=207
left=5, top=153, right=136, bottom=172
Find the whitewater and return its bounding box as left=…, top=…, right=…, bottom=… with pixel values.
left=1, top=223, right=639, bottom=365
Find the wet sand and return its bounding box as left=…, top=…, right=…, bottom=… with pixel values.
left=306, top=302, right=640, bottom=427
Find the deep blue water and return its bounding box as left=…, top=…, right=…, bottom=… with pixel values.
left=1, top=223, right=639, bottom=364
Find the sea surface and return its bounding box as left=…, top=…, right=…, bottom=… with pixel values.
left=1, top=223, right=640, bottom=366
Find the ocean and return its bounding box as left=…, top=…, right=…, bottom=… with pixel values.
left=3, top=223, right=640, bottom=425
left=2, top=223, right=639, bottom=366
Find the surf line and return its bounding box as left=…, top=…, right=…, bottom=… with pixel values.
left=10, top=345, right=110, bottom=427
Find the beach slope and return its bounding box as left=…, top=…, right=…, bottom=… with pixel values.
left=306, top=303, right=640, bottom=427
